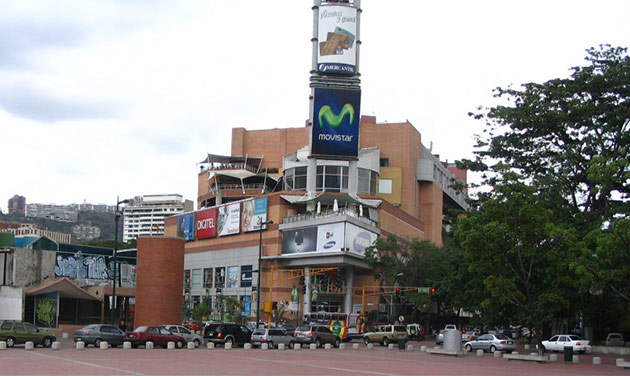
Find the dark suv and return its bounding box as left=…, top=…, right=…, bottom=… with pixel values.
left=204, top=323, right=252, bottom=347
left=293, top=325, right=340, bottom=348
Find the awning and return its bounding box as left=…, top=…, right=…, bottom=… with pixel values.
left=26, top=277, right=102, bottom=301
left=199, top=154, right=263, bottom=165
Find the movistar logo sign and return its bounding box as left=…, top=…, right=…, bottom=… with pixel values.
left=318, top=103, right=354, bottom=128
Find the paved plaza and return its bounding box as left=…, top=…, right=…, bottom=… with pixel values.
left=1, top=338, right=627, bottom=376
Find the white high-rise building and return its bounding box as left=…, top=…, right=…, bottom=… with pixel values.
left=122, top=194, right=193, bottom=242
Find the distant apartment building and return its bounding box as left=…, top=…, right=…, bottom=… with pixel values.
left=72, top=223, right=101, bottom=241
left=4, top=223, right=72, bottom=243
left=26, top=203, right=78, bottom=222
left=7, top=195, right=26, bottom=216
left=77, top=202, right=116, bottom=213
left=122, top=194, right=193, bottom=242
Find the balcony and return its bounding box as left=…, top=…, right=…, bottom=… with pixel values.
left=282, top=207, right=376, bottom=228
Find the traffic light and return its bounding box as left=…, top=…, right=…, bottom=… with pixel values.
left=334, top=270, right=343, bottom=290
left=302, top=284, right=307, bottom=294
left=430, top=287, right=436, bottom=294
left=299, top=276, right=305, bottom=285
left=395, top=287, right=401, bottom=296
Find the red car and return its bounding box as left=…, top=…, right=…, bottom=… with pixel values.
left=184, top=322, right=204, bottom=333
left=125, top=326, right=186, bottom=348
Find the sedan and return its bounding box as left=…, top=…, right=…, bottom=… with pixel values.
left=464, top=334, right=516, bottom=353
left=541, top=335, right=591, bottom=353
left=251, top=328, right=296, bottom=349
left=73, top=324, right=125, bottom=347
left=125, top=326, right=187, bottom=348
left=161, top=325, right=204, bottom=347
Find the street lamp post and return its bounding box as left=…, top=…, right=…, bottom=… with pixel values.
left=111, top=197, right=130, bottom=325
left=256, top=219, right=273, bottom=328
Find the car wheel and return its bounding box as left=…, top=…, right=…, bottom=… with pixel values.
left=43, top=337, right=53, bottom=348
left=6, top=337, right=16, bottom=348
left=176, top=340, right=184, bottom=349
left=334, top=338, right=340, bottom=348
left=288, top=341, right=295, bottom=349
left=364, top=337, right=371, bottom=345
left=94, top=339, right=102, bottom=348
left=489, top=345, right=497, bottom=353
left=267, top=341, right=274, bottom=349
left=465, top=344, right=472, bottom=352
left=315, top=338, right=321, bottom=348
left=131, top=343, right=139, bottom=349
left=225, top=336, right=235, bottom=346
left=382, top=337, right=389, bottom=346
left=193, top=339, right=201, bottom=348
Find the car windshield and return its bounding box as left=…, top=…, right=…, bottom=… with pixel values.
left=394, top=326, right=406, bottom=331
left=253, top=329, right=265, bottom=335
left=133, top=326, right=148, bottom=333
left=568, top=335, right=583, bottom=341
left=296, top=326, right=311, bottom=332
left=495, top=334, right=510, bottom=340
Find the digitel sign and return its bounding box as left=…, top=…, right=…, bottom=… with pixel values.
left=311, top=87, right=361, bottom=158
left=195, top=207, right=217, bottom=239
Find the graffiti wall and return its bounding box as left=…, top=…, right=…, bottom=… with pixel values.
left=54, top=251, right=137, bottom=285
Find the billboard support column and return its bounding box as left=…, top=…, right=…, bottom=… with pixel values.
left=344, top=267, right=354, bottom=314
left=304, top=267, right=312, bottom=316
left=306, top=158, right=317, bottom=212
left=348, top=160, right=358, bottom=196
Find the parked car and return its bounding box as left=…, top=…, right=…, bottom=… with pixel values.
left=540, top=334, right=591, bottom=353
left=605, top=333, right=625, bottom=347
left=363, top=324, right=408, bottom=346
left=161, top=325, right=204, bottom=347
left=204, top=323, right=252, bottom=347
left=183, top=321, right=204, bottom=333
left=464, top=334, right=516, bottom=353
left=73, top=324, right=125, bottom=347
left=406, top=324, right=425, bottom=341
left=0, top=320, right=56, bottom=348
left=436, top=330, right=445, bottom=345
left=293, top=325, right=340, bottom=348
left=250, top=328, right=296, bottom=349
left=124, top=326, right=186, bottom=348
left=461, top=329, right=477, bottom=342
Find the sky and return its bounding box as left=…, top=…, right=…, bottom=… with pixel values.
left=2, top=0, right=630, bottom=213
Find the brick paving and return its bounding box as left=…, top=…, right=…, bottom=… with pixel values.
left=0, top=338, right=627, bottom=376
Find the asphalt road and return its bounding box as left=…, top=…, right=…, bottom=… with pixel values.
left=0, top=338, right=626, bottom=376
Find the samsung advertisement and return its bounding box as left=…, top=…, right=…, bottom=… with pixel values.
left=311, top=88, right=361, bottom=158
left=317, top=4, right=358, bottom=75
left=282, top=222, right=376, bottom=255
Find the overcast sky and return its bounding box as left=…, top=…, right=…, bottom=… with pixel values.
left=2, top=0, right=629, bottom=213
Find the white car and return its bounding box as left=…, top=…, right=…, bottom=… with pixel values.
left=541, top=334, right=591, bottom=353
left=160, top=325, right=204, bottom=347
left=606, top=333, right=625, bottom=347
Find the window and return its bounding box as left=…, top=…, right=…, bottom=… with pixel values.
left=379, top=179, right=393, bottom=194
left=183, top=270, right=191, bottom=292
left=192, top=269, right=202, bottom=289
left=380, top=158, right=389, bottom=167
left=203, top=268, right=213, bottom=288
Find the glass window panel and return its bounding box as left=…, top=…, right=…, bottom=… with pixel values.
left=203, top=268, right=213, bottom=288
left=379, top=179, right=393, bottom=194
left=295, top=166, right=307, bottom=176
left=192, top=269, right=202, bottom=289
left=295, top=176, right=307, bottom=190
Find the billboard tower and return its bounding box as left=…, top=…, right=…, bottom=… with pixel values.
left=307, top=0, right=362, bottom=201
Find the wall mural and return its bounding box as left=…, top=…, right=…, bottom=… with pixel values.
left=54, top=251, right=112, bottom=280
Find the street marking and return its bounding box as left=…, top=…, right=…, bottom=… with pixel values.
left=29, top=351, right=147, bottom=375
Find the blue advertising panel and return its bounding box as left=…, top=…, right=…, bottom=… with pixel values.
left=311, top=88, right=361, bottom=158
left=177, top=213, right=195, bottom=241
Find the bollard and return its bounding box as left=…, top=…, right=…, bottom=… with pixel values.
left=123, top=341, right=132, bottom=349
left=187, top=342, right=195, bottom=349
left=243, top=343, right=252, bottom=350
left=224, top=343, right=232, bottom=350
left=261, top=343, right=269, bottom=350
left=146, top=341, right=154, bottom=349
left=549, top=354, right=558, bottom=362
left=593, top=357, right=601, bottom=365
left=309, top=343, right=317, bottom=350
left=493, top=350, right=501, bottom=357
left=477, top=349, right=484, bottom=357
left=524, top=344, right=530, bottom=350
left=52, top=341, right=61, bottom=350
left=167, top=342, right=175, bottom=350
left=352, top=343, right=359, bottom=350
left=367, top=343, right=373, bottom=350
left=207, top=342, right=215, bottom=349
left=338, top=343, right=345, bottom=350
left=572, top=355, right=579, bottom=363
left=324, top=343, right=332, bottom=350
left=420, top=345, right=427, bottom=352
left=294, top=343, right=301, bottom=350
left=616, top=358, right=625, bottom=367
left=76, top=341, right=85, bottom=350
left=62, top=333, right=69, bottom=339
left=278, top=343, right=285, bottom=350
left=407, top=344, right=414, bottom=351
left=388, top=343, right=395, bottom=350
left=0, top=342, right=6, bottom=350
left=100, top=341, right=109, bottom=349
left=25, top=342, right=34, bottom=350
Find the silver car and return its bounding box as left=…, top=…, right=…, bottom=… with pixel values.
left=250, top=328, right=296, bottom=349
left=464, top=334, right=516, bottom=353
left=73, top=324, right=125, bottom=347
left=161, top=325, right=204, bottom=347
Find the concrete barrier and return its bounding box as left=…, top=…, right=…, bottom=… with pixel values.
left=76, top=341, right=85, bottom=350
left=294, top=344, right=301, bottom=350
left=145, top=341, right=154, bottom=349
left=524, top=344, right=530, bottom=350
left=503, top=353, right=548, bottom=363
left=51, top=341, right=61, bottom=350
left=407, top=344, right=414, bottom=351
left=25, top=342, right=34, bottom=350
left=99, top=341, right=109, bottom=349
left=324, top=344, right=332, bottom=350
left=206, top=342, right=215, bottom=349
left=388, top=344, right=395, bottom=350
left=549, top=354, right=558, bottom=362
left=123, top=341, right=132, bottom=349
left=493, top=351, right=502, bottom=357
left=512, top=351, right=519, bottom=355
left=593, top=357, right=601, bottom=365
left=187, top=342, right=195, bottom=349
left=278, top=343, right=285, bottom=350
left=420, top=345, right=427, bottom=352
left=338, top=343, right=345, bottom=350
left=616, top=359, right=625, bottom=366
left=0, top=342, right=6, bottom=350
left=477, top=349, right=484, bottom=357
left=309, top=343, right=317, bottom=350
left=366, top=343, right=373, bottom=350
left=261, top=343, right=269, bottom=350
left=243, top=343, right=252, bottom=350
left=62, top=333, right=69, bottom=339
left=572, top=355, right=579, bottom=363
left=353, top=343, right=359, bottom=350
left=167, top=342, right=175, bottom=349
left=224, top=343, right=232, bottom=350
left=425, top=348, right=465, bottom=357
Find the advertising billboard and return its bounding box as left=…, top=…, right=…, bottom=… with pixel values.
left=241, top=198, right=269, bottom=232
left=226, top=266, right=239, bottom=288
left=316, top=222, right=345, bottom=252
left=282, top=227, right=318, bottom=254
left=195, top=207, right=217, bottom=239
left=317, top=5, right=358, bottom=75
left=240, top=265, right=252, bottom=287
left=311, top=87, right=361, bottom=158
left=177, top=213, right=195, bottom=241
left=345, top=223, right=378, bottom=255
left=217, top=203, right=240, bottom=236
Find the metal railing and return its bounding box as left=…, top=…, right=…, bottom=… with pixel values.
left=282, top=207, right=375, bottom=226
